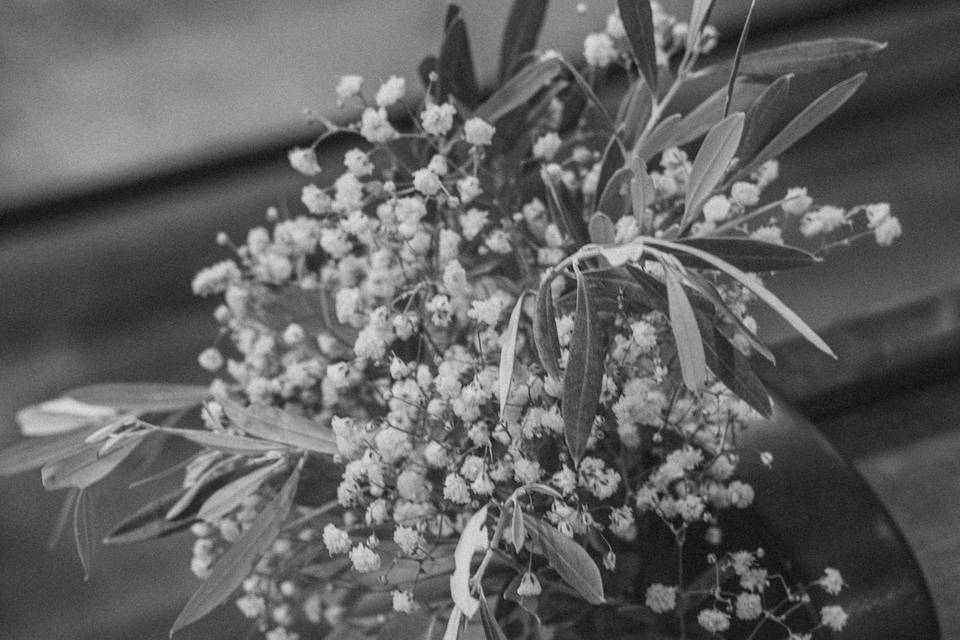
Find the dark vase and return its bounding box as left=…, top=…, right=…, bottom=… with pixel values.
left=735, top=401, right=942, bottom=639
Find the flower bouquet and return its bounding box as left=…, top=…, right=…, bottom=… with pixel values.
left=0, top=1, right=902, bottom=639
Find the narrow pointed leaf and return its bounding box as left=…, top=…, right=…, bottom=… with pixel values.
left=596, top=167, right=632, bottom=222
left=0, top=425, right=100, bottom=477
left=439, top=16, right=481, bottom=109
left=662, top=263, right=707, bottom=391
left=105, top=487, right=207, bottom=545
left=66, top=383, right=208, bottom=414
left=595, top=136, right=625, bottom=207
left=618, top=79, right=653, bottom=147
left=197, top=460, right=285, bottom=522
left=171, top=460, right=303, bottom=636
left=509, top=501, right=526, bottom=552
left=621, top=267, right=772, bottom=415
left=478, top=596, right=509, bottom=640
left=499, top=0, right=549, bottom=82
left=588, top=212, right=616, bottom=244
left=523, top=515, right=604, bottom=604
left=219, top=397, right=338, bottom=455
left=42, top=433, right=146, bottom=490
left=475, top=58, right=563, bottom=123
left=687, top=0, right=716, bottom=52
left=674, top=81, right=765, bottom=147
left=74, top=488, right=94, bottom=579
left=499, top=294, right=527, bottom=421
left=731, top=73, right=866, bottom=183
left=737, top=74, right=792, bottom=166
left=682, top=112, right=744, bottom=230
left=646, top=239, right=835, bottom=357
left=451, top=505, right=488, bottom=618
left=533, top=275, right=563, bottom=381
left=541, top=167, right=589, bottom=246
left=723, top=0, right=757, bottom=117
left=738, top=38, right=887, bottom=77
left=158, top=427, right=285, bottom=454
left=617, top=0, right=658, bottom=92
left=562, top=272, right=605, bottom=464
left=634, top=113, right=681, bottom=161
left=675, top=237, right=819, bottom=271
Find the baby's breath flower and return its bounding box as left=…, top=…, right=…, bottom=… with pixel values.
left=800, top=205, right=846, bottom=237
left=583, top=32, right=617, bottom=67
left=348, top=543, right=381, bottom=573
left=605, top=10, right=626, bottom=39
left=391, top=589, right=418, bottom=613
left=645, top=584, right=677, bottom=613
left=288, top=147, right=322, bottom=176
left=360, top=107, right=395, bottom=143
left=819, top=567, right=845, bottom=595
left=421, top=102, right=457, bottom=136
left=782, top=187, right=813, bottom=215
left=322, top=524, right=351, bottom=556
left=412, top=168, right=443, bottom=196
left=735, top=593, right=763, bottom=620
left=198, top=347, right=224, bottom=371
left=393, top=526, right=423, bottom=556
left=820, top=605, right=849, bottom=631
left=731, top=181, right=761, bottom=207
left=443, top=473, right=471, bottom=504
left=343, top=148, right=374, bottom=177
left=375, top=75, right=406, bottom=108
left=697, top=608, right=731, bottom=633
left=459, top=208, right=489, bottom=241
left=701, top=195, right=732, bottom=223
left=336, top=74, right=364, bottom=100
left=457, top=176, right=482, bottom=204
left=427, top=154, right=448, bottom=176
left=751, top=225, right=784, bottom=245
left=874, top=215, right=902, bottom=246
left=463, top=117, right=496, bottom=146
left=301, top=184, right=332, bottom=214
left=532, top=132, right=562, bottom=161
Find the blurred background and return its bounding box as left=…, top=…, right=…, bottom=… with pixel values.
left=1, top=1, right=958, bottom=638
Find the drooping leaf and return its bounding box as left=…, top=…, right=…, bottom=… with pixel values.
left=478, top=596, right=509, bottom=640
left=596, top=167, right=632, bottom=223
left=588, top=212, right=616, bottom=244
left=562, top=271, right=605, bottom=464
left=197, top=460, right=285, bottom=522
left=723, top=0, right=757, bottom=118
left=630, top=155, right=655, bottom=232
left=673, top=80, right=765, bottom=147
left=171, top=460, right=303, bottom=636
left=541, top=167, right=589, bottom=246
left=645, top=238, right=836, bottom=358
left=104, top=487, right=207, bottom=545
left=509, top=501, right=526, bottom=553
left=533, top=275, right=563, bottom=381
left=687, top=0, right=716, bottom=52
left=158, top=427, right=285, bottom=454
left=41, top=433, right=146, bottom=491
left=674, top=237, right=819, bottom=271
left=66, top=383, right=208, bottom=414
left=737, top=74, right=792, bottom=166
left=16, top=397, right=117, bottom=437
left=499, top=293, right=527, bottom=422
left=439, top=15, right=481, bottom=109
left=731, top=73, right=866, bottom=183
left=451, top=505, right=489, bottom=618
left=617, top=0, right=658, bottom=93
left=595, top=136, right=626, bottom=208
left=499, top=0, right=549, bottom=83
left=682, top=270, right=775, bottom=363
left=738, top=38, right=887, bottom=78
left=662, top=262, right=707, bottom=391
left=523, top=515, right=604, bottom=604
left=681, top=112, right=745, bottom=231
left=622, top=267, right=772, bottom=415
left=218, top=396, right=338, bottom=455
left=633, top=113, right=681, bottom=161
left=617, top=79, right=653, bottom=148
left=73, top=488, right=94, bottom=579
left=0, top=425, right=100, bottom=477
left=475, top=58, right=563, bottom=123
